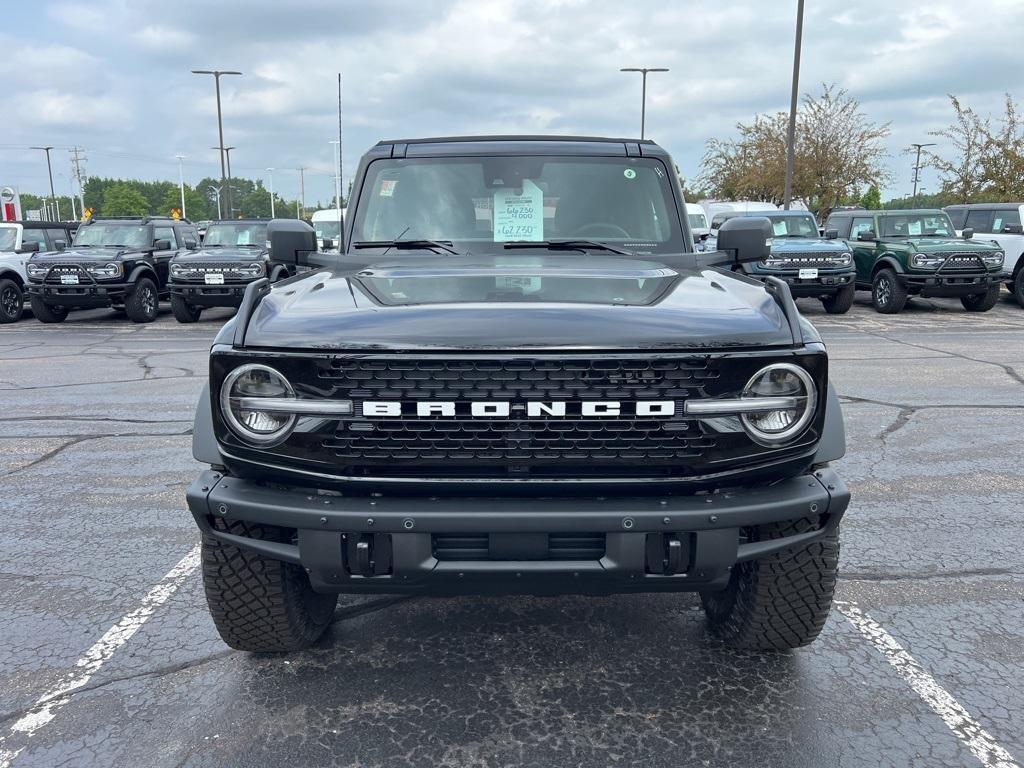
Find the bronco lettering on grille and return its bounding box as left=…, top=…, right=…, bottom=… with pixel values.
left=361, top=400, right=678, bottom=418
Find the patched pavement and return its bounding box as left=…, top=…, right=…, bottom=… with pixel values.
left=1, top=294, right=1022, bottom=767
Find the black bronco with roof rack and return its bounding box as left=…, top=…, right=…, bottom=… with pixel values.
left=187, top=136, right=850, bottom=653
left=25, top=215, right=199, bottom=323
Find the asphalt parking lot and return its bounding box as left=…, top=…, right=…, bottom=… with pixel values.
left=1, top=293, right=1022, bottom=768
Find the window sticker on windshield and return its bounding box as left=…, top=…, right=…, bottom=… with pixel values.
left=772, top=221, right=788, bottom=236
left=237, top=230, right=252, bottom=245
left=908, top=221, right=922, bottom=236
left=493, top=179, right=543, bottom=241
left=380, top=179, right=397, bottom=198
left=623, top=168, right=637, bottom=180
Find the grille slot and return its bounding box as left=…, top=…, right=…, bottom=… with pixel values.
left=433, top=533, right=606, bottom=561
left=771, top=252, right=847, bottom=268
left=935, top=252, right=987, bottom=270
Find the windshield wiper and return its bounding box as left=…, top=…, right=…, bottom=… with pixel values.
left=503, top=239, right=636, bottom=256
left=353, top=239, right=460, bottom=255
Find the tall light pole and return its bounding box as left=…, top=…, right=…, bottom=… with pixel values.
left=619, top=67, right=669, bottom=139
left=214, top=146, right=236, bottom=215
left=191, top=69, right=242, bottom=217
left=910, top=142, right=936, bottom=206
left=265, top=168, right=276, bottom=217
left=58, top=172, right=77, bottom=220
left=208, top=184, right=223, bottom=220
left=783, top=0, right=805, bottom=210
left=296, top=167, right=307, bottom=219
left=31, top=146, right=59, bottom=220
left=175, top=154, right=187, bottom=218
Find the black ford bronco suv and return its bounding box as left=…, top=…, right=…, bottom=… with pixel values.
left=187, top=136, right=850, bottom=653
left=26, top=215, right=200, bottom=323
left=168, top=219, right=295, bottom=323
left=823, top=208, right=1004, bottom=314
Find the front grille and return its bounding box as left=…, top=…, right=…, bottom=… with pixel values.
left=770, top=252, right=846, bottom=268
left=42, top=265, right=94, bottom=284
left=433, top=533, right=606, bottom=561
left=174, top=263, right=252, bottom=281
left=935, top=252, right=987, bottom=270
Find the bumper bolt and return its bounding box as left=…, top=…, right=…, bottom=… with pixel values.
left=622, top=517, right=634, bottom=530
left=366, top=518, right=374, bottom=526
left=319, top=517, right=328, bottom=525
left=662, top=517, right=671, bottom=525
left=217, top=504, right=227, bottom=516
left=403, top=518, right=415, bottom=530
left=809, top=503, right=819, bottom=513
left=708, top=515, right=719, bottom=523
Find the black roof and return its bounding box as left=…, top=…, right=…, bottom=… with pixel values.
left=828, top=208, right=945, bottom=216
left=943, top=202, right=1023, bottom=210
left=208, top=218, right=271, bottom=223
left=373, top=135, right=668, bottom=158
left=84, top=215, right=192, bottom=225
left=4, top=220, right=75, bottom=229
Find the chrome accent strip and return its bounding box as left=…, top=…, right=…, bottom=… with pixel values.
left=235, top=397, right=353, bottom=416
left=684, top=396, right=800, bottom=415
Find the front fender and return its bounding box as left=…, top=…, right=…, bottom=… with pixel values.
left=192, top=383, right=223, bottom=466
left=127, top=264, right=158, bottom=283
left=812, top=381, right=846, bottom=464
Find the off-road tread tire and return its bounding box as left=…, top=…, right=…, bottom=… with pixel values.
left=170, top=293, right=202, bottom=323
left=0, top=278, right=24, bottom=323
left=201, top=518, right=337, bottom=653
left=701, top=517, right=839, bottom=650
left=821, top=283, right=855, bottom=314
left=125, top=277, right=159, bottom=323
left=960, top=284, right=1000, bottom=312
left=29, top=296, right=68, bottom=324
left=1011, top=270, right=1024, bottom=306
left=871, top=269, right=907, bottom=314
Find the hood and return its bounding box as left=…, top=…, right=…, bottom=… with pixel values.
left=174, top=246, right=267, bottom=262
left=902, top=238, right=1000, bottom=253
left=29, top=247, right=131, bottom=262
left=770, top=237, right=847, bottom=252
left=241, top=255, right=795, bottom=351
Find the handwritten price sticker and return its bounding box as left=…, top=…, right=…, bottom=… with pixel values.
left=493, top=179, right=544, bottom=242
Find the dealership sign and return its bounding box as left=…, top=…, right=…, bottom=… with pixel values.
left=0, top=186, right=22, bottom=222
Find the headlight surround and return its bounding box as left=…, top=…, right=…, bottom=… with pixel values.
left=829, top=251, right=853, bottom=267
left=984, top=251, right=1004, bottom=268
left=739, top=363, right=817, bottom=446
left=219, top=364, right=297, bottom=447
left=911, top=253, right=944, bottom=269
left=237, top=262, right=265, bottom=278
left=26, top=263, right=49, bottom=279
left=170, top=262, right=197, bottom=279
left=85, top=262, right=122, bottom=279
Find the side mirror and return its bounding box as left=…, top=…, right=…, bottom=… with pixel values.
left=152, top=239, right=171, bottom=250
left=712, top=216, right=772, bottom=264
left=322, top=238, right=335, bottom=250
left=824, top=229, right=839, bottom=240
left=267, top=218, right=317, bottom=267
left=696, top=233, right=709, bottom=242
left=961, top=228, right=974, bottom=240
left=18, top=241, right=40, bottom=253
left=184, top=239, right=198, bottom=249
left=1003, top=223, right=1023, bottom=234
left=857, top=230, right=877, bottom=241
left=54, top=239, right=67, bottom=250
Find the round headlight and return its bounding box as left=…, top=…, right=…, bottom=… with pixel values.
left=220, top=364, right=297, bottom=446
left=740, top=363, right=817, bottom=446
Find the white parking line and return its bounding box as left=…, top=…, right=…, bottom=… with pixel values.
left=0, top=546, right=201, bottom=768
left=838, top=601, right=1020, bottom=768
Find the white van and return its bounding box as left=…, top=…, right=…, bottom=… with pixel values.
left=703, top=201, right=779, bottom=233
left=685, top=203, right=711, bottom=250
left=311, top=208, right=345, bottom=252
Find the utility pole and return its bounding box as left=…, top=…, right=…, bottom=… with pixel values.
left=266, top=168, right=276, bottom=217
left=297, top=166, right=307, bottom=219
left=31, top=146, right=59, bottom=220
left=619, top=67, right=669, bottom=139
left=175, top=154, right=187, bottom=218
left=330, top=140, right=342, bottom=216
left=783, top=0, right=805, bottom=210
left=69, top=146, right=87, bottom=218
left=214, top=146, right=236, bottom=216
left=337, top=72, right=344, bottom=209
left=191, top=69, right=242, bottom=218
left=910, top=143, right=936, bottom=206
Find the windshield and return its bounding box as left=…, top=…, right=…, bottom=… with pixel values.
left=203, top=222, right=267, bottom=247
left=767, top=215, right=819, bottom=237
left=0, top=226, right=17, bottom=251
left=880, top=213, right=955, bottom=238
left=74, top=223, right=149, bottom=248
left=688, top=212, right=708, bottom=229
left=314, top=221, right=342, bottom=240
left=351, top=155, right=684, bottom=253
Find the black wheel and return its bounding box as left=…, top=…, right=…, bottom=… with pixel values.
left=125, top=277, right=159, bottom=323
left=0, top=278, right=24, bottom=323
left=871, top=269, right=907, bottom=314
left=29, top=296, right=68, bottom=324
left=821, top=283, right=855, bottom=315
left=701, top=517, right=839, bottom=650
left=960, top=284, right=1000, bottom=312
left=1012, top=270, right=1024, bottom=307
left=170, top=294, right=202, bottom=323
left=202, top=518, right=337, bottom=653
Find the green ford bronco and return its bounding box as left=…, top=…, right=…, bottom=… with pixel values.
left=823, top=208, right=1004, bottom=314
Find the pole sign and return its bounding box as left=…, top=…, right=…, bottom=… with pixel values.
left=0, top=186, right=21, bottom=222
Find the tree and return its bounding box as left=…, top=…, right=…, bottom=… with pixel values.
left=159, top=185, right=210, bottom=220
left=924, top=96, right=988, bottom=203
left=102, top=184, right=150, bottom=216
left=700, top=84, right=890, bottom=218
left=859, top=185, right=882, bottom=209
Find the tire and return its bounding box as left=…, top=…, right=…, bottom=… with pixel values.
left=821, top=283, right=855, bottom=315
left=202, top=518, right=338, bottom=652
left=871, top=269, right=907, bottom=314
left=29, top=295, right=68, bottom=324
left=170, top=293, right=202, bottom=323
left=960, top=284, right=1000, bottom=312
left=0, top=278, right=24, bottom=324
left=701, top=517, right=839, bottom=650
left=1012, top=270, right=1024, bottom=307
left=125, top=277, right=159, bottom=323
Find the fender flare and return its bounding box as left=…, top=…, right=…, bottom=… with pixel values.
left=269, top=264, right=290, bottom=282
left=192, top=383, right=223, bottom=465
left=127, top=264, right=159, bottom=284
left=812, top=381, right=846, bottom=464
left=871, top=254, right=904, bottom=276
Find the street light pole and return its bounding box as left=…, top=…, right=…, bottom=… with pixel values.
left=191, top=69, right=241, bottom=218
left=265, top=168, right=276, bottom=217
left=783, top=0, right=805, bottom=210
left=297, top=167, right=306, bottom=220
left=619, top=67, right=669, bottom=139
left=31, top=146, right=59, bottom=220
left=208, top=185, right=222, bottom=219
left=910, top=142, right=937, bottom=206
left=175, top=154, right=187, bottom=218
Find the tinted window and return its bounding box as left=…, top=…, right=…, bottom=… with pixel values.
left=879, top=213, right=954, bottom=237
left=687, top=212, right=708, bottom=229
left=75, top=223, right=150, bottom=248
left=946, top=207, right=968, bottom=229
left=203, top=222, right=266, bottom=247
left=154, top=226, right=177, bottom=248
left=765, top=215, right=819, bottom=237
left=0, top=226, right=17, bottom=251
left=850, top=217, right=874, bottom=238
left=21, top=229, right=48, bottom=250
left=992, top=209, right=1022, bottom=232
left=964, top=209, right=992, bottom=232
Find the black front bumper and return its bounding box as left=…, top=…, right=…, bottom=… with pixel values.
left=900, top=272, right=999, bottom=297
left=170, top=282, right=251, bottom=308
left=752, top=270, right=854, bottom=298
left=26, top=281, right=131, bottom=308
left=186, top=467, right=849, bottom=595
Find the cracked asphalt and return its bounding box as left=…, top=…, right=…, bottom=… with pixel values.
left=1, top=292, right=1022, bottom=767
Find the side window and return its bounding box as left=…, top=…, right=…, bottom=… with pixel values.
left=21, top=229, right=49, bottom=250
left=154, top=226, right=177, bottom=248
left=964, top=209, right=992, bottom=232
left=850, top=217, right=874, bottom=239
left=992, top=209, right=1021, bottom=232
left=946, top=207, right=968, bottom=229
left=825, top=215, right=849, bottom=238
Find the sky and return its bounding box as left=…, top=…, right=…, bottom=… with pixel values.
left=3, top=0, right=1023, bottom=208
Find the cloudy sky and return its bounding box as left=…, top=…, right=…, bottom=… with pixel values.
left=4, top=0, right=1022, bottom=207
